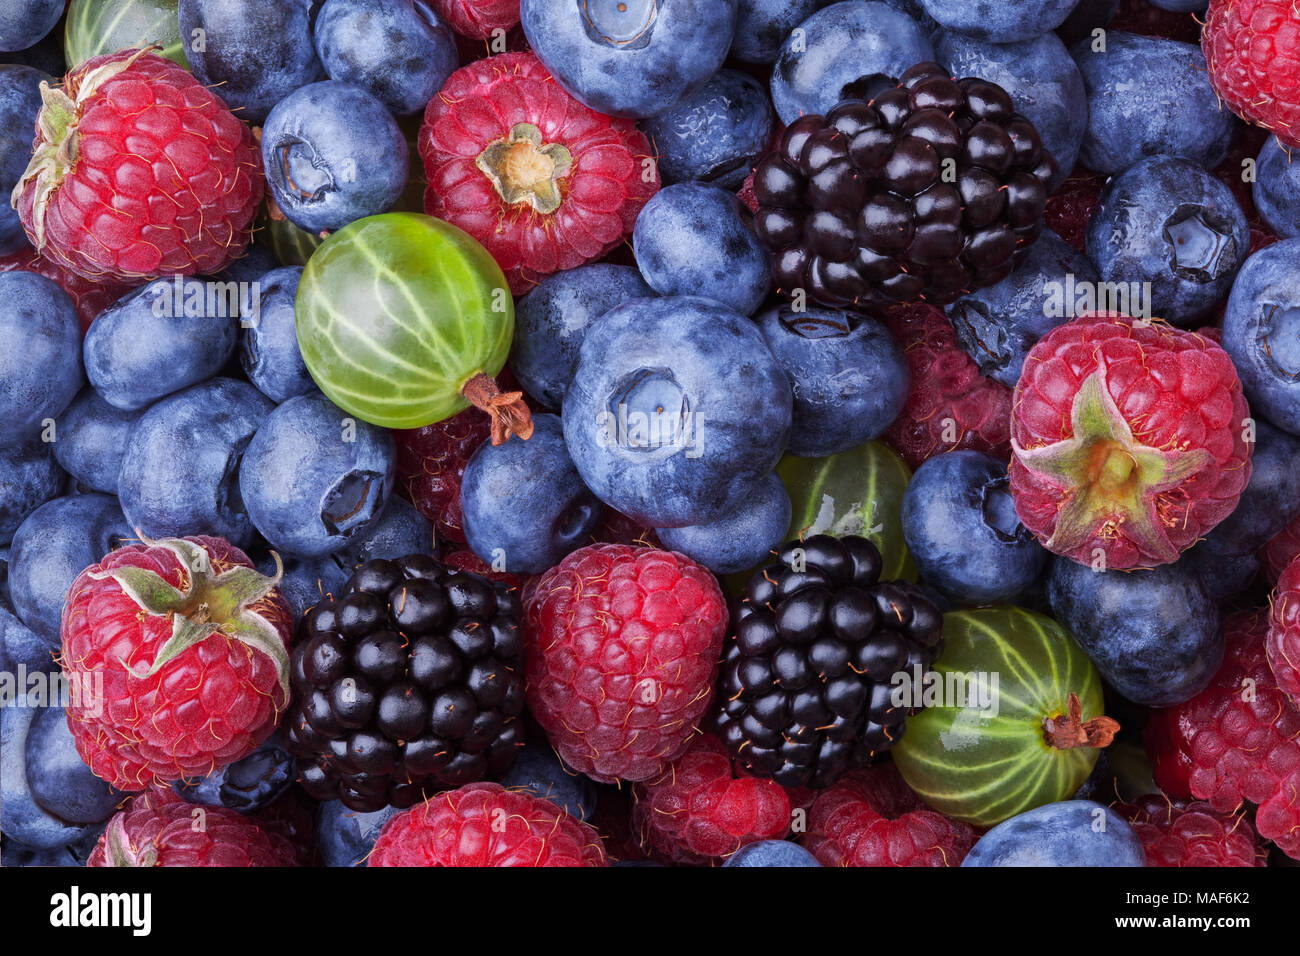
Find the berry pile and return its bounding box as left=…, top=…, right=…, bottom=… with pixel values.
left=6, top=0, right=1300, bottom=874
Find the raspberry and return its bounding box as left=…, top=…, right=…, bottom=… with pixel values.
left=431, top=0, right=520, bottom=39
left=419, top=51, right=659, bottom=294
left=1267, top=557, right=1300, bottom=707
left=395, top=407, right=491, bottom=545
left=800, top=764, right=977, bottom=867
left=368, top=782, right=608, bottom=866
left=632, top=735, right=792, bottom=865
left=1009, top=314, right=1252, bottom=569
left=1264, top=513, right=1300, bottom=581
left=523, top=544, right=728, bottom=784
left=1203, top=0, right=1300, bottom=148
left=1114, top=794, right=1267, bottom=867
left=88, top=794, right=299, bottom=867
left=1145, top=610, right=1300, bottom=859
left=1042, top=167, right=1105, bottom=254
left=881, top=302, right=1013, bottom=471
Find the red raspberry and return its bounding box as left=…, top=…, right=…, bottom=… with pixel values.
left=0, top=247, right=128, bottom=332
left=1145, top=610, right=1300, bottom=859
left=1114, top=794, right=1267, bottom=867
left=1042, top=168, right=1105, bottom=254
left=1264, top=513, right=1300, bottom=581
left=13, top=49, right=263, bottom=283
left=523, top=544, right=728, bottom=784
left=431, top=0, right=520, bottom=39
left=419, top=52, right=659, bottom=294
left=60, top=535, right=294, bottom=790
left=881, top=302, right=1013, bottom=471
left=394, top=408, right=491, bottom=545
left=1009, top=313, right=1252, bottom=569
left=632, top=735, right=792, bottom=865
left=1267, top=557, right=1300, bottom=706
left=1204, top=0, right=1300, bottom=148
left=442, top=546, right=524, bottom=589
left=800, top=764, right=977, bottom=867
left=368, top=782, right=608, bottom=866
left=88, top=796, right=298, bottom=867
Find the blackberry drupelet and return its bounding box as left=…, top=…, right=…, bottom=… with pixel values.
left=285, top=554, right=525, bottom=812
left=753, top=62, right=1056, bottom=308
left=716, top=535, right=944, bottom=788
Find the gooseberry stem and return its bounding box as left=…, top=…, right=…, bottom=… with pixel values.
left=1043, top=692, right=1120, bottom=750
left=463, top=373, right=534, bottom=445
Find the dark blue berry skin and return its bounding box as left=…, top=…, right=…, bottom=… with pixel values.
left=1198, top=418, right=1300, bottom=557
left=656, top=468, right=790, bottom=574
left=902, top=451, right=1046, bottom=605
left=179, top=0, right=327, bottom=124
left=1180, top=543, right=1259, bottom=606
left=962, top=801, right=1145, bottom=867
left=755, top=305, right=909, bottom=457
left=314, top=0, right=458, bottom=116
left=83, top=279, right=240, bottom=412
left=641, top=69, right=774, bottom=189
left=920, top=0, right=1077, bottom=42
left=1221, top=239, right=1300, bottom=435
left=462, top=414, right=602, bottom=576
left=1254, top=137, right=1300, bottom=241
left=317, top=799, right=401, bottom=867
left=0, top=439, right=63, bottom=547
left=947, top=229, right=1098, bottom=388
left=563, top=295, right=792, bottom=528
left=0, top=65, right=49, bottom=254
left=211, top=242, right=280, bottom=286
left=118, top=379, right=275, bottom=549
left=52, top=389, right=141, bottom=495
left=26, top=704, right=127, bottom=826
left=633, top=183, right=771, bottom=316
left=1056, top=0, right=1120, bottom=45
left=521, top=0, right=738, bottom=119
left=1070, top=32, right=1237, bottom=176
left=771, top=1, right=934, bottom=124
left=239, top=392, right=396, bottom=558
left=1, top=826, right=103, bottom=867
left=731, top=0, right=822, bottom=63
left=0, top=272, right=84, bottom=451
left=511, top=264, right=652, bottom=410
left=0, top=0, right=63, bottom=54
left=1150, top=0, right=1207, bottom=10
left=498, top=745, right=597, bottom=822
left=1, top=601, right=56, bottom=674
left=261, top=81, right=408, bottom=236
left=724, top=839, right=822, bottom=866
left=934, top=30, right=1085, bottom=192
left=241, top=267, right=317, bottom=404
left=1046, top=557, right=1222, bottom=708
left=173, top=734, right=294, bottom=813
left=8, top=493, right=130, bottom=643
left=1085, top=155, right=1249, bottom=326
left=1, top=699, right=92, bottom=850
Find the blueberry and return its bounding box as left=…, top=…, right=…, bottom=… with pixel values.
left=211, top=242, right=280, bottom=286
left=275, top=554, right=348, bottom=622
left=498, top=745, right=597, bottom=822
left=1254, top=137, right=1300, bottom=241
left=920, top=0, right=1078, bottom=42
left=317, top=799, right=402, bottom=866
left=262, top=81, right=408, bottom=236
left=1070, top=32, right=1237, bottom=176
left=1, top=699, right=90, bottom=850
left=755, top=305, right=909, bottom=456
left=947, top=228, right=1098, bottom=387
left=0, top=0, right=63, bottom=53
left=641, top=69, right=774, bottom=189
left=241, top=266, right=317, bottom=403
left=240, top=392, right=396, bottom=557
left=51, top=389, right=141, bottom=495
left=633, top=183, right=771, bottom=316
left=562, top=295, right=792, bottom=528
left=1, top=826, right=102, bottom=867
left=0, top=272, right=84, bottom=450
left=1197, top=418, right=1300, bottom=557
left=1046, top=557, right=1222, bottom=708
left=934, top=30, right=1085, bottom=192
left=173, top=734, right=294, bottom=813
left=1056, top=0, right=1120, bottom=45
left=1221, top=239, right=1300, bottom=435
left=117, top=378, right=275, bottom=547
left=724, top=840, right=822, bottom=866
left=26, top=704, right=127, bottom=826
left=511, top=264, right=652, bottom=410
left=0, top=64, right=50, bottom=254
left=731, top=0, right=822, bottom=63
left=1180, top=542, right=1260, bottom=606
left=1149, top=0, right=1206, bottom=9
left=521, top=0, right=738, bottom=119
left=1086, top=155, right=1249, bottom=326
left=8, top=494, right=131, bottom=643
left=331, top=495, right=434, bottom=570
left=656, top=469, right=790, bottom=574
left=462, top=414, right=602, bottom=575
left=770, top=2, right=935, bottom=125
left=178, top=0, right=327, bottom=123
left=902, top=451, right=1046, bottom=605
left=962, top=800, right=1145, bottom=867
left=0, top=439, right=63, bottom=546
left=1, top=601, right=56, bottom=674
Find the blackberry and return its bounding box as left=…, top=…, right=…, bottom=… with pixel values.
left=753, top=62, right=1056, bottom=308
left=715, top=534, right=944, bottom=788
left=285, top=554, right=525, bottom=812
